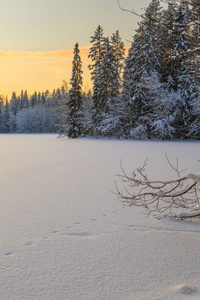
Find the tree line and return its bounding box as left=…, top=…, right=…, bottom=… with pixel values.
left=0, top=88, right=60, bottom=133
left=1, top=0, right=200, bottom=139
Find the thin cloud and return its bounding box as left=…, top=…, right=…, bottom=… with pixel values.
left=0, top=45, right=128, bottom=98
left=0, top=47, right=91, bottom=71
left=0, top=47, right=90, bottom=59
left=0, top=47, right=92, bottom=98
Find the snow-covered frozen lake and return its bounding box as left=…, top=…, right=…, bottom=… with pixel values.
left=1, top=134, right=200, bottom=300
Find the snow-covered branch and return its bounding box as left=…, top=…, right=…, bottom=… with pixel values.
left=115, top=156, right=200, bottom=219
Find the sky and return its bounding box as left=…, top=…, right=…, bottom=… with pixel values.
left=0, top=0, right=152, bottom=99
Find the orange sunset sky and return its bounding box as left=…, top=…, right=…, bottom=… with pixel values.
left=0, top=0, right=151, bottom=99
left=0, top=48, right=92, bottom=98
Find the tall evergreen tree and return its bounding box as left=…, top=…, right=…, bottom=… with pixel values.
left=10, top=92, right=20, bottom=116
left=100, top=37, right=119, bottom=109
left=95, top=37, right=124, bottom=137
left=122, top=0, right=163, bottom=131
left=31, top=91, right=38, bottom=107
left=159, top=3, right=177, bottom=85
left=171, top=3, right=195, bottom=138
left=66, top=42, right=84, bottom=138
left=111, top=30, right=125, bottom=93
left=88, top=25, right=105, bottom=129
left=89, top=26, right=125, bottom=136
left=131, top=0, right=163, bottom=79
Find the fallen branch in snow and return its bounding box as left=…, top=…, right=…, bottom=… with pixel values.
left=115, top=155, right=200, bottom=219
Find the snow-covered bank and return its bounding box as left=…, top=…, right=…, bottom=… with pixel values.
left=1, top=135, right=200, bottom=299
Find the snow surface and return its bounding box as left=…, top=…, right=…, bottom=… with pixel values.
left=1, top=134, right=200, bottom=300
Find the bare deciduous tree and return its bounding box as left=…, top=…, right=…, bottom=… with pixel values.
left=115, top=155, right=200, bottom=219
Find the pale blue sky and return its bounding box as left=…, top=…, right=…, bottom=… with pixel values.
left=0, top=0, right=152, bottom=51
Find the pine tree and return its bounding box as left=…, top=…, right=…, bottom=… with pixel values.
left=186, top=1, right=200, bottom=139
left=187, top=0, right=200, bottom=86
left=66, top=42, right=84, bottom=138
left=159, top=3, right=176, bottom=84
left=100, top=37, right=119, bottom=109
left=37, top=92, right=41, bottom=105
left=10, top=92, right=20, bottom=116
left=89, top=26, right=125, bottom=136
left=110, top=30, right=125, bottom=93
left=122, top=0, right=163, bottom=132
left=160, top=0, right=199, bottom=86
left=4, top=98, right=10, bottom=132
left=172, top=4, right=191, bottom=88
left=41, top=92, right=46, bottom=105
left=122, top=46, right=135, bottom=133
left=31, top=91, right=38, bottom=107
left=131, top=0, right=163, bottom=79
left=0, top=98, right=6, bottom=132
left=171, top=3, right=195, bottom=138
left=88, top=25, right=105, bottom=129
left=95, top=37, right=125, bottom=137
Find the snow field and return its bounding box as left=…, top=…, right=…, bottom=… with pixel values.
left=0, top=135, right=200, bottom=299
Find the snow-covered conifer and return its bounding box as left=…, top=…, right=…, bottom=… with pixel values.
left=55, top=93, right=69, bottom=134
left=0, top=98, right=6, bottom=133
left=66, top=42, right=84, bottom=138
left=110, top=30, right=125, bottom=93
left=4, top=98, right=10, bottom=132
left=122, top=0, right=163, bottom=132
left=89, top=26, right=126, bottom=136
left=16, top=105, right=56, bottom=133
left=88, top=25, right=105, bottom=130
left=131, top=0, right=163, bottom=79
left=10, top=92, right=20, bottom=116
left=30, top=92, right=38, bottom=107
left=91, top=36, right=124, bottom=136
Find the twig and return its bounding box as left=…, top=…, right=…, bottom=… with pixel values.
left=117, top=0, right=144, bottom=18
left=115, top=156, right=200, bottom=219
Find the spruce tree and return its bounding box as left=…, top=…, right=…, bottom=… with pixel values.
left=172, top=3, right=194, bottom=138
left=110, top=30, right=125, bottom=93
left=89, top=26, right=125, bottom=136
left=159, top=3, right=176, bottom=84
left=88, top=25, right=105, bottom=129
left=187, top=0, right=200, bottom=85
left=10, top=92, right=20, bottom=116
left=0, top=98, right=6, bottom=133
left=67, top=42, right=84, bottom=138
left=172, top=4, right=191, bottom=88
left=97, top=37, right=125, bottom=137
left=31, top=92, right=38, bottom=107
left=100, top=37, right=119, bottom=108
left=4, top=98, right=10, bottom=132
left=131, top=0, right=163, bottom=79
left=122, top=0, right=163, bottom=133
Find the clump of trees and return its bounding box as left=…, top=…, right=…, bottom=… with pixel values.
left=57, top=0, right=200, bottom=140
left=1, top=0, right=200, bottom=138
left=0, top=90, right=58, bottom=133
left=121, top=0, right=200, bottom=140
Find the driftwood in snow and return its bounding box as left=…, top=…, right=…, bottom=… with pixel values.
left=115, top=155, right=200, bottom=219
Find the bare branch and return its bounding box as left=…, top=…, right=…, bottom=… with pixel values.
left=115, top=157, right=200, bottom=219
left=117, top=0, right=144, bottom=18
